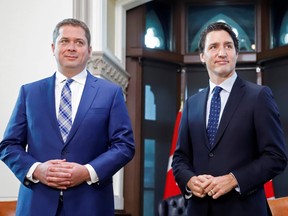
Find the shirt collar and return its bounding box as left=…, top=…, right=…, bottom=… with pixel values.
left=209, top=72, right=237, bottom=94
left=56, top=69, right=87, bottom=86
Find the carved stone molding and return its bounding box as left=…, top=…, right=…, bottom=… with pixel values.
left=87, top=51, right=130, bottom=95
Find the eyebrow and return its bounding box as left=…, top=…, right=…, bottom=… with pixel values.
left=59, top=37, right=86, bottom=42
left=208, top=41, right=233, bottom=47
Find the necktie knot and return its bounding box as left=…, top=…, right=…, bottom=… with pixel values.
left=213, top=86, right=222, bottom=96
left=66, top=79, right=74, bottom=86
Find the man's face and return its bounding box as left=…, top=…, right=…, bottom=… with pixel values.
left=200, top=30, right=238, bottom=83
left=52, top=25, right=91, bottom=76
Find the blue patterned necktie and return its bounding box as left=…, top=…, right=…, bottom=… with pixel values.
left=58, top=79, right=74, bottom=142
left=207, top=86, right=222, bottom=146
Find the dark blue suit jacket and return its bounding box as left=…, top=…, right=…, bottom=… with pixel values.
left=0, top=72, right=135, bottom=216
left=172, top=77, right=287, bottom=216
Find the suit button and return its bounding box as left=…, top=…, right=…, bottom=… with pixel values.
left=209, top=153, right=214, bottom=157
left=24, top=180, right=30, bottom=186
left=61, top=150, right=67, bottom=157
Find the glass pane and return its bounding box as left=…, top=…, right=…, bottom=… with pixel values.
left=187, top=5, right=255, bottom=53
left=143, top=190, right=154, bottom=216
left=143, top=139, right=155, bottom=216
left=145, top=85, right=156, bottom=120
left=270, top=0, right=288, bottom=48
left=144, top=139, right=155, bottom=188
left=145, top=2, right=173, bottom=51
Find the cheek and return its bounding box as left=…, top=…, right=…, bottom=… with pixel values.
left=200, top=53, right=210, bottom=62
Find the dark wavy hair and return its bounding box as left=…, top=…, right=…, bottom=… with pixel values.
left=53, top=18, right=91, bottom=47
left=198, top=22, right=239, bottom=54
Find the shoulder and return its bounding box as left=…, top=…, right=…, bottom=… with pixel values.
left=236, top=77, right=271, bottom=94
left=236, top=78, right=275, bottom=106
left=21, top=75, right=54, bottom=90
left=187, top=87, right=208, bottom=102
left=87, top=72, right=121, bottom=90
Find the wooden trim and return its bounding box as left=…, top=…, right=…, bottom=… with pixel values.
left=124, top=57, right=143, bottom=216
left=183, top=53, right=256, bottom=64
left=257, top=46, right=288, bottom=63
left=124, top=6, right=145, bottom=216
left=127, top=48, right=183, bottom=64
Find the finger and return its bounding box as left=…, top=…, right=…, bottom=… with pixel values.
left=210, top=189, right=215, bottom=195
left=212, top=191, right=221, bottom=199
left=48, top=171, right=71, bottom=178
left=198, top=174, right=213, bottom=181
left=193, top=191, right=206, bottom=198
left=50, top=159, right=66, bottom=164
left=201, top=178, right=213, bottom=191
left=47, top=177, right=71, bottom=186
left=48, top=165, right=73, bottom=174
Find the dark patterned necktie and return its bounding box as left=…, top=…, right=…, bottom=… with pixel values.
left=58, top=79, right=74, bottom=142
left=207, top=86, right=222, bottom=146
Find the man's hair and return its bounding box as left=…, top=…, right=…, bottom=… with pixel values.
left=53, top=18, right=91, bottom=47
left=198, top=22, right=239, bottom=54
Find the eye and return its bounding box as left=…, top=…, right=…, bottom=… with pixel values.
left=60, top=39, right=69, bottom=44
left=76, top=40, right=85, bottom=46
left=226, top=44, right=233, bottom=49
left=209, top=45, right=217, bottom=50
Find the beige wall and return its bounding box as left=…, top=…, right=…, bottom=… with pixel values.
left=107, top=0, right=116, bottom=53
left=0, top=0, right=73, bottom=201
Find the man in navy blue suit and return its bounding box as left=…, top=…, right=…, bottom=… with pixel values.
left=172, top=22, right=287, bottom=216
left=0, top=18, right=135, bottom=216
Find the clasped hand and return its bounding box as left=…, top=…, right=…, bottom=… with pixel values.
left=33, top=159, right=90, bottom=190
left=187, top=174, right=237, bottom=199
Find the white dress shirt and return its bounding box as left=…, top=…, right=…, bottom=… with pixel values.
left=206, top=72, right=237, bottom=127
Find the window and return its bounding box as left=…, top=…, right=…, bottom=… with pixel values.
left=270, top=0, right=288, bottom=48
left=143, top=139, right=155, bottom=216
left=187, top=5, right=255, bottom=53
left=145, top=2, right=173, bottom=51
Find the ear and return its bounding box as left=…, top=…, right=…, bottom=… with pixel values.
left=51, top=43, right=55, bottom=54
left=200, top=53, right=205, bottom=64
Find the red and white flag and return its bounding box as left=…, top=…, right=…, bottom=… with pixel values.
left=163, top=110, right=182, bottom=199
left=264, top=180, right=275, bottom=199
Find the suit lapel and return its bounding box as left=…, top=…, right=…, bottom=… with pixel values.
left=195, top=87, right=211, bottom=150
left=212, top=77, right=246, bottom=149
left=41, top=74, right=64, bottom=141
left=65, top=72, right=99, bottom=143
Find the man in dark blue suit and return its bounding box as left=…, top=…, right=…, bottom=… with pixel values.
left=0, top=18, right=135, bottom=216
left=172, top=22, right=287, bottom=216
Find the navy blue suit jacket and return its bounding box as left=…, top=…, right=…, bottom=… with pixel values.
left=172, top=77, right=287, bottom=216
left=0, top=72, right=135, bottom=216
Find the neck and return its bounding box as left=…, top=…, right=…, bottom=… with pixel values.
left=59, top=68, right=84, bottom=78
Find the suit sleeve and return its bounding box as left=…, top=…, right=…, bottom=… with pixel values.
left=87, top=86, right=135, bottom=183
left=172, top=99, right=196, bottom=195
left=232, top=86, right=287, bottom=195
left=0, top=86, right=38, bottom=185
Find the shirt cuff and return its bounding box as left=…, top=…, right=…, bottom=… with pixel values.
left=185, top=185, right=193, bottom=199
left=84, top=164, right=99, bottom=185
left=26, top=162, right=42, bottom=183
left=229, top=172, right=241, bottom=193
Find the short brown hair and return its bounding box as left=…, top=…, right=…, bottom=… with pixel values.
left=198, top=22, right=239, bottom=54
left=53, top=18, right=91, bottom=46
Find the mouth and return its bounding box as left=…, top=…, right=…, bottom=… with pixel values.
left=65, top=55, right=78, bottom=60
left=215, top=60, right=228, bottom=65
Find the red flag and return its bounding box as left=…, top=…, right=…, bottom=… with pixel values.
left=264, top=180, right=275, bottom=199
left=163, top=110, right=182, bottom=199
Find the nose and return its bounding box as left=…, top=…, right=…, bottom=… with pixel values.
left=218, top=47, right=227, bottom=57
left=67, top=42, right=76, bottom=51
